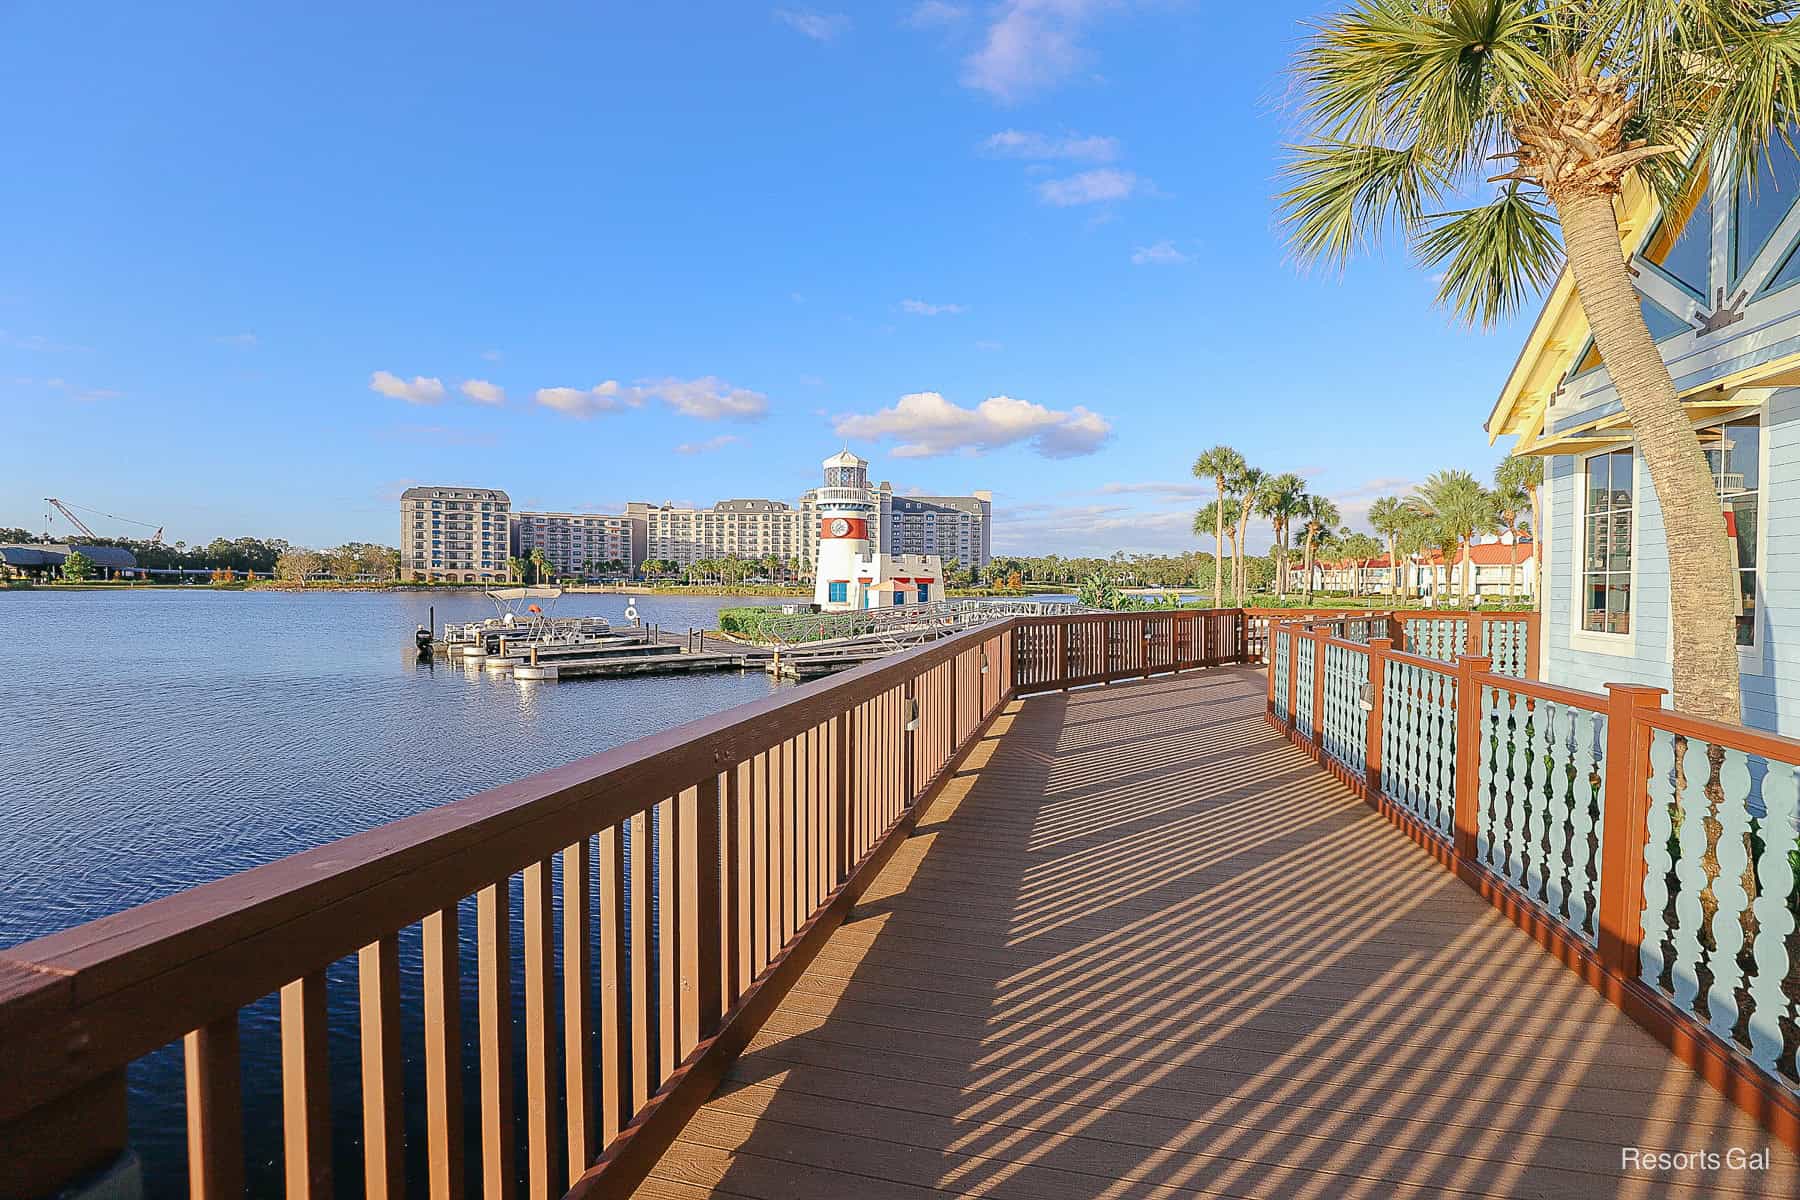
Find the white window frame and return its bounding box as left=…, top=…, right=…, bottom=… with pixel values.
left=1691, top=403, right=1769, bottom=674
left=1568, top=441, right=1640, bottom=657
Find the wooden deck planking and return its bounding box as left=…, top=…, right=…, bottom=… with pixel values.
left=645, top=666, right=1800, bottom=1199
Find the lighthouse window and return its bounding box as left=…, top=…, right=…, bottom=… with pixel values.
left=1700, top=416, right=1762, bottom=647
left=917, top=584, right=930, bottom=602
left=828, top=581, right=847, bottom=603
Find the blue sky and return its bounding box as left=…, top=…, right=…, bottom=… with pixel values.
left=0, top=2, right=1534, bottom=555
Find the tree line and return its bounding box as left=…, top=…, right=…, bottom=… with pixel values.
left=1190, top=447, right=1543, bottom=607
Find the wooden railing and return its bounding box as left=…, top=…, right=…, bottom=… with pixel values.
left=1243, top=608, right=1538, bottom=676
left=1266, top=619, right=1800, bottom=1149
left=0, top=609, right=1253, bottom=1199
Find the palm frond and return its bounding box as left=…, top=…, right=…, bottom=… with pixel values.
left=1700, top=15, right=1800, bottom=192
left=1278, top=139, right=1451, bottom=267
left=1415, top=184, right=1563, bottom=326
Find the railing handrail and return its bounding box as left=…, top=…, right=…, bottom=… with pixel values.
left=0, top=617, right=1016, bottom=1124
left=1639, top=702, right=1800, bottom=761
left=1470, top=669, right=1617, bottom=713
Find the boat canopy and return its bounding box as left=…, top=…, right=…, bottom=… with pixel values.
left=486, top=586, right=562, bottom=600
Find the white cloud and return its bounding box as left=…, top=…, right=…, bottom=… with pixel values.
left=460, top=379, right=506, bottom=405
left=775, top=8, right=850, bottom=41
left=369, top=370, right=446, bottom=405
left=531, top=375, right=768, bottom=421
left=1131, top=240, right=1188, bottom=266
left=1093, top=480, right=1211, bottom=501
left=676, top=434, right=743, bottom=455
left=982, top=129, right=1118, bottom=162
left=905, top=1, right=967, bottom=28
left=833, top=391, right=1112, bottom=459
left=993, top=502, right=1197, bottom=556
left=533, top=383, right=643, bottom=419
left=962, top=0, right=1108, bottom=103
left=900, top=298, right=967, bottom=316
left=646, top=376, right=769, bottom=420
left=1037, top=168, right=1139, bottom=206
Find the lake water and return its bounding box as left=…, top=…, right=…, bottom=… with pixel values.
left=0, top=588, right=789, bottom=1195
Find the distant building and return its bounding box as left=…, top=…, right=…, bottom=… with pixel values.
left=800, top=480, right=993, bottom=572
left=0, top=543, right=137, bottom=579
left=400, top=486, right=510, bottom=582
left=510, top=511, right=645, bottom=578
left=627, top=498, right=807, bottom=571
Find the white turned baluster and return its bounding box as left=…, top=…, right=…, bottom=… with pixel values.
left=1523, top=698, right=1547, bottom=900
left=1542, top=704, right=1572, bottom=921
left=1641, top=730, right=1678, bottom=987
left=1670, top=736, right=1714, bottom=1013
left=1706, top=748, right=1752, bottom=1041
left=1748, top=759, right=1798, bottom=1074
left=1565, top=708, right=1598, bottom=938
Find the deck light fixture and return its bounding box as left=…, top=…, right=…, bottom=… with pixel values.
left=980, top=650, right=990, bottom=675
left=904, top=697, right=920, bottom=733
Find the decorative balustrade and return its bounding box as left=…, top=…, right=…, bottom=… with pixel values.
left=0, top=609, right=1256, bottom=1199
left=1265, top=616, right=1800, bottom=1143
left=1381, top=650, right=1458, bottom=839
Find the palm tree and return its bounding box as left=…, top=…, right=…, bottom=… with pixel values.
left=1275, top=2, right=1795, bottom=717
left=1367, top=496, right=1409, bottom=603
left=1194, top=497, right=1242, bottom=600
left=1227, top=465, right=1265, bottom=605
left=507, top=554, right=528, bottom=585
left=1193, top=445, right=1247, bottom=608
left=1409, top=471, right=1496, bottom=606
left=1338, top=531, right=1383, bottom=597
left=1255, top=473, right=1308, bottom=598
left=1495, top=454, right=1544, bottom=605
left=1298, top=494, right=1341, bottom=600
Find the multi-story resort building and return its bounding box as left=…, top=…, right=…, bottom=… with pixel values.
left=399, top=486, right=510, bottom=582
left=508, top=511, right=645, bottom=579
left=798, top=481, right=993, bottom=572
left=631, top=467, right=994, bottom=574
left=1488, top=143, right=1800, bottom=731
left=626, top=498, right=807, bottom=571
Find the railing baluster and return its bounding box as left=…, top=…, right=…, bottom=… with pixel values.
left=357, top=935, right=405, bottom=1200
left=627, top=811, right=651, bottom=1112
left=751, top=751, right=770, bottom=978
left=656, top=795, right=680, bottom=1084
left=562, top=840, right=594, bottom=1184
left=421, top=907, right=465, bottom=1200
left=523, top=858, right=559, bottom=1198
left=598, top=824, right=627, bottom=1144
left=184, top=1016, right=243, bottom=1200
left=477, top=882, right=516, bottom=1200
left=280, top=972, right=332, bottom=1199
left=730, top=762, right=753, bottom=1003
left=682, top=774, right=724, bottom=1048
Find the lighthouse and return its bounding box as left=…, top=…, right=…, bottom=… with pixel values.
left=813, top=450, right=945, bottom=612
left=814, top=450, right=876, bottom=610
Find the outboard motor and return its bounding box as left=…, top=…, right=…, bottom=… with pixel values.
left=415, top=623, right=433, bottom=654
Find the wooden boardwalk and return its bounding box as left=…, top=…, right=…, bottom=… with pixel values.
left=641, top=666, right=1800, bottom=1199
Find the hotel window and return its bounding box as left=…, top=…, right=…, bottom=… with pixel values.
left=1582, top=448, right=1634, bottom=634
left=1700, top=417, right=1762, bottom=646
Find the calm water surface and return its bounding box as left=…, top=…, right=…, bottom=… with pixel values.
left=0, top=588, right=786, bottom=1195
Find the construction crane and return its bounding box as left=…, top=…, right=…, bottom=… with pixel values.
left=44, top=498, right=164, bottom=544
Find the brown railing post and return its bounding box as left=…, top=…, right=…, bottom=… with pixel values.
left=1466, top=610, right=1486, bottom=661
left=1310, top=629, right=1327, bottom=752
left=1452, top=654, right=1492, bottom=863
left=1596, top=683, right=1667, bottom=977
left=686, top=774, right=724, bottom=1040
left=1365, top=638, right=1391, bottom=792
left=1266, top=625, right=1278, bottom=710
left=1056, top=620, right=1069, bottom=690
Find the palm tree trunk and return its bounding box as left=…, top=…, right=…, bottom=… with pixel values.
left=1212, top=476, right=1225, bottom=608
left=1559, top=189, right=1741, bottom=722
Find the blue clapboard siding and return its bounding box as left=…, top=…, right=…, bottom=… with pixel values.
left=1544, top=387, right=1800, bottom=733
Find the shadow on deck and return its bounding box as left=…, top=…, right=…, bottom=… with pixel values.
left=643, top=666, right=1797, bottom=1199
